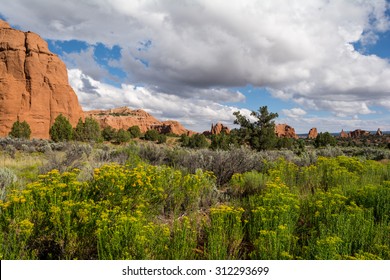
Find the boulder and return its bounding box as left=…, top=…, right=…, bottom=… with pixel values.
left=0, top=19, right=84, bottom=139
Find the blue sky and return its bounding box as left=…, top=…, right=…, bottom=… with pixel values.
left=1, top=0, right=390, bottom=133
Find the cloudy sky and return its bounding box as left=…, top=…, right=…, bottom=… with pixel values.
left=1, top=0, right=390, bottom=133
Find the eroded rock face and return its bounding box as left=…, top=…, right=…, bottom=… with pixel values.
left=152, top=120, right=195, bottom=136
left=308, top=128, right=318, bottom=139
left=210, top=122, right=230, bottom=135
left=275, top=124, right=298, bottom=139
left=350, top=129, right=370, bottom=138
left=340, top=129, right=349, bottom=138
left=85, top=107, right=195, bottom=135
left=0, top=19, right=84, bottom=139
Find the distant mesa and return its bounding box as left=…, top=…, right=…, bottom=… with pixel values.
left=275, top=124, right=298, bottom=139
left=0, top=19, right=84, bottom=139
left=307, top=128, right=318, bottom=139
left=85, top=107, right=195, bottom=136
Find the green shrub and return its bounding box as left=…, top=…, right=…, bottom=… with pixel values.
left=101, top=126, right=117, bottom=141
left=0, top=168, right=17, bottom=200
left=157, top=134, right=167, bottom=144
left=49, top=114, right=73, bottom=142
left=315, top=132, right=337, bottom=148
left=9, top=119, right=31, bottom=139
left=144, top=129, right=160, bottom=141
left=181, top=134, right=209, bottom=149
left=248, top=178, right=300, bottom=259
left=229, top=171, right=268, bottom=197
left=206, top=205, right=244, bottom=259
left=74, top=117, right=102, bottom=142
left=128, top=125, right=142, bottom=138
left=115, top=129, right=131, bottom=143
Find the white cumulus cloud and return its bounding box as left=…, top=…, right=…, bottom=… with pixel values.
left=68, top=68, right=251, bottom=132
left=282, top=108, right=307, bottom=119
left=1, top=0, right=390, bottom=122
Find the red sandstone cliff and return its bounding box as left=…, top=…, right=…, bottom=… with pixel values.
left=0, top=19, right=84, bottom=139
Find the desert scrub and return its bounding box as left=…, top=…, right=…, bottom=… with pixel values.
left=0, top=168, right=17, bottom=200
left=248, top=178, right=300, bottom=259
left=96, top=210, right=170, bottom=259
left=206, top=204, right=245, bottom=260
left=91, top=162, right=215, bottom=217
left=229, top=171, right=268, bottom=198
left=169, top=215, right=199, bottom=259
left=347, top=182, right=390, bottom=223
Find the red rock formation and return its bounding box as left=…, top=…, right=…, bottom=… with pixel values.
left=376, top=128, right=383, bottom=136
left=85, top=107, right=159, bottom=132
left=86, top=107, right=195, bottom=135
left=307, top=128, right=318, bottom=139
left=210, top=123, right=230, bottom=135
left=340, top=129, right=349, bottom=138
left=152, top=120, right=195, bottom=136
left=350, top=129, right=370, bottom=138
left=275, top=124, right=298, bottom=139
left=0, top=19, right=84, bottom=139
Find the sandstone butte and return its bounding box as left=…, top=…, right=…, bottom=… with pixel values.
left=0, top=19, right=84, bottom=139
left=210, top=122, right=230, bottom=135
left=275, top=124, right=298, bottom=139
left=85, top=107, right=196, bottom=136
left=307, top=127, right=318, bottom=139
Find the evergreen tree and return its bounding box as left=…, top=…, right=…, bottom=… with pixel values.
left=180, top=134, right=190, bottom=146
left=144, top=129, right=160, bottom=141
left=74, top=117, right=101, bottom=142
left=233, top=106, right=279, bottom=151
left=49, top=114, right=73, bottom=142
left=115, top=129, right=131, bottom=143
left=210, top=132, right=231, bottom=150
left=181, top=134, right=209, bottom=149
left=315, top=132, right=337, bottom=148
left=73, top=118, right=85, bottom=141
left=157, top=134, right=167, bottom=144
left=9, top=118, right=31, bottom=139
left=102, top=126, right=117, bottom=141
left=128, top=125, right=142, bottom=138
